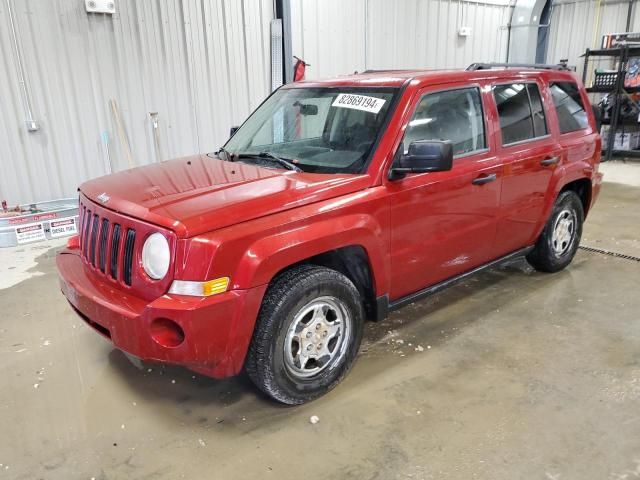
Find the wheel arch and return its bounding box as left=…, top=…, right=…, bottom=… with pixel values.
left=559, top=177, right=592, bottom=217
left=295, top=245, right=379, bottom=321
left=232, top=217, right=388, bottom=321
left=533, top=171, right=593, bottom=243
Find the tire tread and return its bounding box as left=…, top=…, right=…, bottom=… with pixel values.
left=245, top=264, right=363, bottom=405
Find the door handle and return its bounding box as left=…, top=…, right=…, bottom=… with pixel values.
left=472, top=173, right=497, bottom=185
left=540, top=156, right=559, bottom=166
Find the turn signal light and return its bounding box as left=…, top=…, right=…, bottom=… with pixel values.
left=168, top=277, right=230, bottom=297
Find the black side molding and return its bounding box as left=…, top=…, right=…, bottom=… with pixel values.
left=374, top=246, right=534, bottom=321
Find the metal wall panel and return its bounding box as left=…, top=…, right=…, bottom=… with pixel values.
left=291, top=0, right=512, bottom=79
left=0, top=0, right=273, bottom=205
left=546, top=0, right=633, bottom=77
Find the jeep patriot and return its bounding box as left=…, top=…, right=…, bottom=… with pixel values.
left=57, top=64, right=603, bottom=404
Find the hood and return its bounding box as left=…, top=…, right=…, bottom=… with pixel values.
left=80, top=155, right=370, bottom=238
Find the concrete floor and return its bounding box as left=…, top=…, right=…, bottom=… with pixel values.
left=1, top=163, right=639, bottom=480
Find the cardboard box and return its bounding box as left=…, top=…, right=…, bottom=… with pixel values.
left=615, top=132, right=640, bottom=150
left=601, top=125, right=640, bottom=150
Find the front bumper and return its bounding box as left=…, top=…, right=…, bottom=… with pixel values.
left=57, top=249, right=266, bottom=378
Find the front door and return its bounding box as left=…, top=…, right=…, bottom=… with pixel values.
left=386, top=84, right=502, bottom=300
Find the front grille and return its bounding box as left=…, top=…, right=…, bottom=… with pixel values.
left=79, top=203, right=136, bottom=286
left=77, top=195, right=174, bottom=300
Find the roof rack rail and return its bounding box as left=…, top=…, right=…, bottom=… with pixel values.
left=466, top=60, right=571, bottom=71
left=359, top=69, right=411, bottom=74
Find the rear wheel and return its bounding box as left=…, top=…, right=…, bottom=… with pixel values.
left=527, top=191, right=584, bottom=273
left=245, top=265, right=364, bottom=405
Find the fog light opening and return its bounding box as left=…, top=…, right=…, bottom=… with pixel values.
left=150, top=318, right=185, bottom=348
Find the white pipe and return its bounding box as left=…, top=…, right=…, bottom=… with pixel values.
left=5, top=0, right=38, bottom=131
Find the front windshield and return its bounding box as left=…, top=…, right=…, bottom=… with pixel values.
left=224, top=87, right=398, bottom=174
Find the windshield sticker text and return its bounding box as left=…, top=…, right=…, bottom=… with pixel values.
left=332, top=94, right=386, bottom=114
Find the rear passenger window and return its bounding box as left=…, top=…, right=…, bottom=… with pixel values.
left=493, top=83, right=548, bottom=145
left=404, top=87, right=486, bottom=157
left=550, top=82, right=589, bottom=133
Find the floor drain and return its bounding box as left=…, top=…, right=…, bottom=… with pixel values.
left=579, top=245, right=640, bottom=262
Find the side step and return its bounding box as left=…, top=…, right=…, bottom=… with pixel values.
left=375, top=246, right=533, bottom=321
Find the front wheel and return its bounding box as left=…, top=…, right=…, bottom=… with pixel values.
left=527, top=190, right=584, bottom=273
left=245, top=265, right=364, bottom=405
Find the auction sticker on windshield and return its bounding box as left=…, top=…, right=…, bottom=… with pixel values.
left=332, top=94, right=386, bottom=114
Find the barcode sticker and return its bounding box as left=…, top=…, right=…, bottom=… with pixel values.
left=332, top=94, right=386, bottom=114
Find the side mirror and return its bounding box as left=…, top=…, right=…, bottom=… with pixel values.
left=229, top=126, right=240, bottom=138
left=389, top=140, right=453, bottom=180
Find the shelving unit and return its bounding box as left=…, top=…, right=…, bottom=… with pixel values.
left=582, top=45, right=640, bottom=161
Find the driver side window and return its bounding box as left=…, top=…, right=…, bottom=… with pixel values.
left=404, top=87, right=486, bottom=157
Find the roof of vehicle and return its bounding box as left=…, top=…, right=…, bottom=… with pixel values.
left=287, top=67, right=580, bottom=89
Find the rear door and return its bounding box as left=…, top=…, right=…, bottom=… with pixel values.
left=386, top=82, right=502, bottom=300
left=490, top=79, right=562, bottom=257
left=547, top=80, right=600, bottom=181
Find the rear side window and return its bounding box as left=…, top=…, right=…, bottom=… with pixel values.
left=493, top=83, right=548, bottom=145
left=550, top=82, right=589, bottom=133
left=404, top=87, right=486, bottom=157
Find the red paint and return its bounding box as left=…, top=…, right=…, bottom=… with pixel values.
left=66, top=234, right=80, bottom=249
left=57, top=68, right=601, bottom=378
left=9, top=212, right=58, bottom=224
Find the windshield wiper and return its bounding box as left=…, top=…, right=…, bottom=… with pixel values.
left=236, top=152, right=302, bottom=172
left=214, top=146, right=234, bottom=162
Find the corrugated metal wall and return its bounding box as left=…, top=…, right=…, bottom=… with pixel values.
left=4, top=0, right=639, bottom=206
left=291, top=0, right=512, bottom=79
left=0, top=0, right=273, bottom=205
left=546, top=0, right=636, bottom=77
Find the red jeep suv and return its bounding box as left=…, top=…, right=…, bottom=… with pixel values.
left=57, top=64, right=603, bottom=404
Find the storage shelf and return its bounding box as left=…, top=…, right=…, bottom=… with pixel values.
left=583, top=47, right=640, bottom=58
left=611, top=149, right=640, bottom=158
left=601, top=118, right=640, bottom=126
left=587, top=85, right=640, bottom=94
left=583, top=44, right=640, bottom=161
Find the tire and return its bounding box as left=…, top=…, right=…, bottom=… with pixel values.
left=245, top=265, right=364, bottom=405
left=526, top=190, right=584, bottom=273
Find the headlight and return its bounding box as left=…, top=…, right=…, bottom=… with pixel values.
left=141, top=233, right=170, bottom=280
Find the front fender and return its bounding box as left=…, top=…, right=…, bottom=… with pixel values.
left=232, top=213, right=389, bottom=295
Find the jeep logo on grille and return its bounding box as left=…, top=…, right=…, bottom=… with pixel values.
left=97, top=192, right=110, bottom=204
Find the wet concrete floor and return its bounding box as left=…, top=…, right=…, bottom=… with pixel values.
left=1, top=176, right=639, bottom=480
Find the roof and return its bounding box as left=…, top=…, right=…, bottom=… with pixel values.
left=286, top=67, right=579, bottom=89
